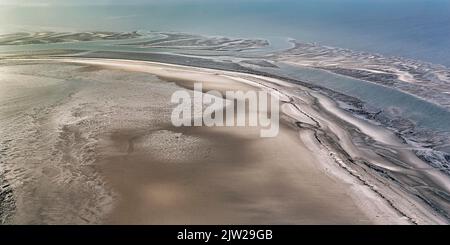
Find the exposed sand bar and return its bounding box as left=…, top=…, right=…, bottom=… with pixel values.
left=1, top=58, right=447, bottom=224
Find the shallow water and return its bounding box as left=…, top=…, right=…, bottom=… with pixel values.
left=2, top=0, right=450, bottom=66
left=270, top=63, right=450, bottom=132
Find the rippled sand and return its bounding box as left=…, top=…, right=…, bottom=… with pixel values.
left=0, top=59, right=447, bottom=224
left=0, top=60, right=365, bottom=224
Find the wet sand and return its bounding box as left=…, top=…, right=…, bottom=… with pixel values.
left=99, top=124, right=372, bottom=224
left=70, top=59, right=370, bottom=224
left=1, top=58, right=446, bottom=224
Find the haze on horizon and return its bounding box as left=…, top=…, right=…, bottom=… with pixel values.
left=1, top=0, right=450, bottom=66
left=1, top=0, right=256, bottom=6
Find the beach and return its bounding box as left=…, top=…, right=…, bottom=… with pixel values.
left=1, top=57, right=447, bottom=224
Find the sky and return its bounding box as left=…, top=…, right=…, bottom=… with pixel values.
left=0, top=0, right=249, bottom=6
left=0, top=0, right=167, bottom=6
left=0, top=0, right=442, bottom=6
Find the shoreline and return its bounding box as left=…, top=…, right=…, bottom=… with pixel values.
left=1, top=57, right=448, bottom=224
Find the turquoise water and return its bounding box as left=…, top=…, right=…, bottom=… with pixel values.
left=269, top=64, right=450, bottom=132
left=2, top=0, right=450, bottom=66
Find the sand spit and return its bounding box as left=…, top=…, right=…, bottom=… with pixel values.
left=1, top=58, right=448, bottom=224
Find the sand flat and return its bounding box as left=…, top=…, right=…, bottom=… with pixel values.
left=2, top=58, right=445, bottom=224
left=52, top=58, right=378, bottom=224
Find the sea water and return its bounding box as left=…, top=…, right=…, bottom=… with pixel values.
left=1, top=0, right=450, bottom=66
